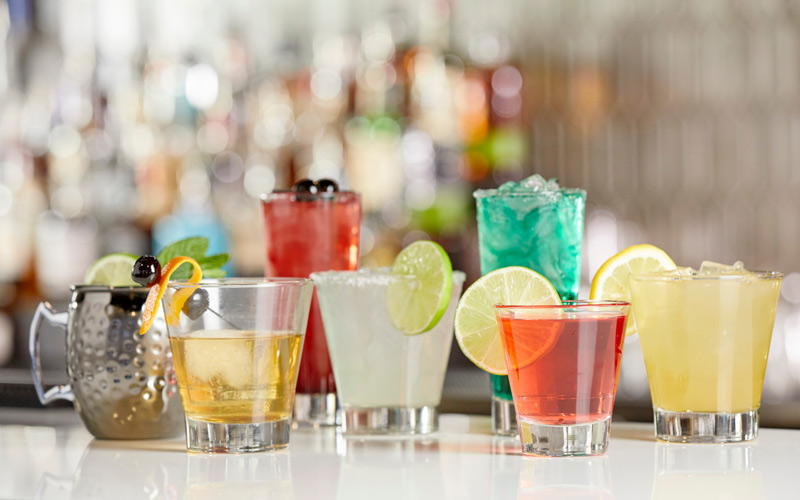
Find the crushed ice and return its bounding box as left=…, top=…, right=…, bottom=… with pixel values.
left=496, top=174, right=560, bottom=193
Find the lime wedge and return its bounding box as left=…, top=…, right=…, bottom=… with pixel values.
left=386, top=241, right=453, bottom=335
left=589, top=244, right=676, bottom=336
left=454, top=267, right=561, bottom=375
left=84, top=253, right=139, bottom=286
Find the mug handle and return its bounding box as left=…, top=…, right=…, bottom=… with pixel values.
left=28, top=302, right=73, bottom=404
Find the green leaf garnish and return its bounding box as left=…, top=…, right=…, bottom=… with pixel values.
left=156, top=237, right=229, bottom=280
left=157, top=237, right=209, bottom=265
left=200, top=268, right=227, bottom=279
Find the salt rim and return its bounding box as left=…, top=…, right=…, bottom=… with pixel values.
left=311, top=268, right=466, bottom=287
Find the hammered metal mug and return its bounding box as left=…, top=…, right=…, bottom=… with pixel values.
left=29, top=286, right=184, bottom=439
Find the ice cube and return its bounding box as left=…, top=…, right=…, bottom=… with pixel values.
left=184, top=330, right=254, bottom=387
left=520, top=174, right=547, bottom=190
left=699, top=261, right=728, bottom=275
left=516, top=174, right=561, bottom=192
left=544, top=177, right=561, bottom=191
left=497, top=180, right=518, bottom=192
left=698, top=260, right=754, bottom=276
left=658, top=267, right=693, bottom=277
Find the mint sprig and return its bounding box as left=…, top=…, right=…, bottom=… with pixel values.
left=156, top=237, right=230, bottom=280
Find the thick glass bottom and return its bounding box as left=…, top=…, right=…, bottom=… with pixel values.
left=518, top=417, right=610, bottom=457
left=654, top=408, right=759, bottom=443
left=293, top=393, right=337, bottom=428
left=339, top=406, right=438, bottom=435
left=492, top=396, right=518, bottom=437
left=185, top=416, right=291, bottom=453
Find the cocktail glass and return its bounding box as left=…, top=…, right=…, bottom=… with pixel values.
left=475, top=179, right=585, bottom=436
left=162, top=278, right=313, bottom=453
left=495, top=301, right=629, bottom=456
left=311, top=269, right=465, bottom=435
left=630, top=269, right=782, bottom=443
left=262, top=189, right=361, bottom=427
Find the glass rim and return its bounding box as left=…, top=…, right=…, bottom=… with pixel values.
left=311, top=268, right=467, bottom=285
left=495, top=300, right=630, bottom=310
left=166, top=277, right=313, bottom=289
left=473, top=187, right=586, bottom=199
left=70, top=285, right=150, bottom=293
left=260, top=190, right=360, bottom=203
left=630, top=270, right=783, bottom=281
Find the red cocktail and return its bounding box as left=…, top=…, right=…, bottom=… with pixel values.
left=262, top=182, right=360, bottom=426
left=495, top=301, right=628, bottom=456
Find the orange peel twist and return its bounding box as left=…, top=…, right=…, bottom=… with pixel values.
left=139, top=256, right=203, bottom=335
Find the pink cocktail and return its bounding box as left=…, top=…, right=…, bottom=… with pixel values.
left=495, top=301, right=629, bottom=456
left=262, top=186, right=360, bottom=426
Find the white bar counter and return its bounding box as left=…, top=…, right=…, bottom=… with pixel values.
left=2, top=410, right=799, bottom=499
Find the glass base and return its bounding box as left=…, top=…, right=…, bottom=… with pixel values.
left=185, top=416, right=291, bottom=453
left=492, top=396, right=518, bottom=437
left=518, top=417, right=610, bottom=457
left=654, top=408, right=759, bottom=443
left=339, top=406, right=438, bottom=435
left=293, top=393, right=337, bottom=428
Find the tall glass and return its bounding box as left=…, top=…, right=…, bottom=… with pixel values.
left=312, top=269, right=465, bottom=435
left=162, top=278, right=313, bottom=453
left=474, top=182, right=585, bottom=436
left=630, top=270, right=782, bottom=443
left=262, top=190, right=360, bottom=427
left=495, top=301, right=629, bottom=456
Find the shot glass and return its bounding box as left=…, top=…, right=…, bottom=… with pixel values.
left=311, top=269, right=465, bottom=435
left=630, top=270, right=782, bottom=443
left=162, top=278, right=313, bottom=453
left=495, top=301, right=629, bottom=456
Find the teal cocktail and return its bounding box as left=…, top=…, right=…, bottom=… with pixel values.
left=474, top=175, right=585, bottom=436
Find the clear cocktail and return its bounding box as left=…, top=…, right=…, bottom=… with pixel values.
left=630, top=266, right=782, bottom=443
left=262, top=184, right=360, bottom=427
left=163, top=278, right=313, bottom=453
left=474, top=175, right=585, bottom=436
left=496, top=301, right=628, bottom=456
left=312, top=269, right=465, bottom=435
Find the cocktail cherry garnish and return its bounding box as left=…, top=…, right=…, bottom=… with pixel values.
left=132, top=255, right=162, bottom=287
left=315, top=178, right=339, bottom=193
left=291, top=178, right=318, bottom=194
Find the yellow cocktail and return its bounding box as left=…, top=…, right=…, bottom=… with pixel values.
left=630, top=266, right=781, bottom=443
left=170, top=330, right=303, bottom=424
left=162, top=278, right=313, bottom=453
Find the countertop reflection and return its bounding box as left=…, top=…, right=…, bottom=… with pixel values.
left=3, top=412, right=800, bottom=499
